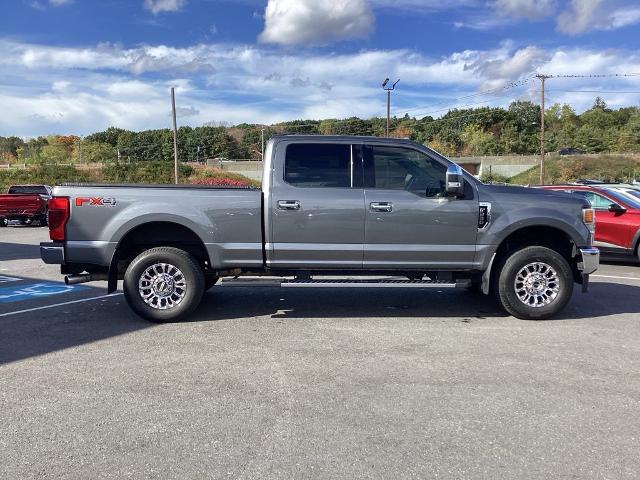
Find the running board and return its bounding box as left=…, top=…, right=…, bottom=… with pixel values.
left=220, top=278, right=471, bottom=289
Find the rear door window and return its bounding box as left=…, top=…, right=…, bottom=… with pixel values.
left=284, top=143, right=351, bottom=188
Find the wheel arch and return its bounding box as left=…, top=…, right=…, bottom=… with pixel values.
left=483, top=224, right=578, bottom=295
left=108, top=221, right=211, bottom=292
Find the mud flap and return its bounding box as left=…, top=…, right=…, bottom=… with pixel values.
left=581, top=273, right=589, bottom=293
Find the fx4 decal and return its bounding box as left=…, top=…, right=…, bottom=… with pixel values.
left=75, top=197, right=117, bottom=207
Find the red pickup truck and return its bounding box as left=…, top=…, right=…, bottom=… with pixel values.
left=0, top=185, right=52, bottom=227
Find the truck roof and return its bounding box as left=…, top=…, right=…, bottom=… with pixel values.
left=270, top=134, right=415, bottom=143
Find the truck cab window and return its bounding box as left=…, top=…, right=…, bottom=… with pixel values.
left=365, top=146, right=446, bottom=198
left=284, top=143, right=351, bottom=188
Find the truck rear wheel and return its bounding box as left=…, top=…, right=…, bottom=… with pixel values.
left=123, top=247, right=205, bottom=323
left=0, top=218, right=6, bottom=227
left=496, top=246, right=573, bottom=320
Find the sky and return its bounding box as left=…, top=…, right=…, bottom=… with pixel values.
left=0, top=0, right=639, bottom=137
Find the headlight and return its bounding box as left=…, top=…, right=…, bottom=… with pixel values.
left=582, top=207, right=595, bottom=234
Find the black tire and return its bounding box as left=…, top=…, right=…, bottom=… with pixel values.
left=39, top=215, right=48, bottom=227
left=0, top=218, right=6, bottom=227
left=123, top=247, right=205, bottom=323
left=496, top=246, right=573, bottom=320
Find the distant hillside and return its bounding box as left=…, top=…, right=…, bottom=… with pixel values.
left=510, top=154, right=640, bottom=185
left=1, top=98, right=639, bottom=166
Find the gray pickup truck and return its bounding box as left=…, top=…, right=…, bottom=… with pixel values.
left=41, top=135, right=599, bottom=322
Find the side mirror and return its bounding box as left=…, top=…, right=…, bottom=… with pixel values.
left=608, top=203, right=626, bottom=213
left=445, top=164, right=465, bottom=198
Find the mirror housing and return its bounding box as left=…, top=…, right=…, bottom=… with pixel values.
left=445, top=164, right=465, bottom=198
left=608, top=203, right=626, bottom=213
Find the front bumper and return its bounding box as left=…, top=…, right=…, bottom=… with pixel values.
left=40, top=242, right=65, bottom=265
left=578, top=247, right=599, bottom=275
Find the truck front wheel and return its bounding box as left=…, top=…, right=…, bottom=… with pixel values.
left=123, top=247, right=205, bottom=323
left=496, top=246, right=573, bottom=320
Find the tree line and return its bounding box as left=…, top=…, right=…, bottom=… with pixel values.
left=1, top=98, right=639, bottom=165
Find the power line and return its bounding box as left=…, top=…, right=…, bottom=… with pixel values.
left=543, top=73, right=640, bottom=78
left=392, top=78, right=533, bottom=117
left=405, top=89, right=528, bottom=120
left=547, top=89, right=640, bottom=94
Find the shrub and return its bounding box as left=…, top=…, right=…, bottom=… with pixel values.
left=190, top=177, right=254, bottom=187
left=480, top=172, right=510, bottom=184
left=101, top=161, right=194, bottom=184
left=0, top=164, right=90, bottom=191
left=189, top=167, right=261, bottom=188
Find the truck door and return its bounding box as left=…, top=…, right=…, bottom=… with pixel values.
left=267, top=141, right=365, bottom=269
left=361, top=144, right=478, bottom=269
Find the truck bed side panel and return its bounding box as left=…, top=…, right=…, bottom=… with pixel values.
left=54, top=185, right=263, bottom=269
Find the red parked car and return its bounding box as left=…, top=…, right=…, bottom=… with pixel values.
left=542, top=185, right=640, bottom=261
left=0, top=185, right=52, bottom=227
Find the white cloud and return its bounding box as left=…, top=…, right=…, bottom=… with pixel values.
left=50, top=0, right=74, bottom=5
left=556, top=0, right=603, bottom=34
left=493, top=0, right=556, bottom=20
left=370, top=0, right=479, bottom=8
left=0, top=39, right=638, bottom=136
left=259, top=0, right=374, bottom=46
left=608, top=6, right=640, bottom=28
left=464, top=46, right=551, bottom=87
left=143, top=0, right=187, bottom=15
left=554, top=0, right=640, bottom=34
left=51, top=80, right=72, bottom=92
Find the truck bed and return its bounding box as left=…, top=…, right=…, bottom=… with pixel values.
left=0, top=194, right=47, bottom=216
left=59, top=183, right=260, bottom=190
left=53, top=183, right=264, bottom=270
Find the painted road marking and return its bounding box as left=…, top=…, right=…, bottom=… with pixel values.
left=0, top=282, right=88, bottom=303
left=0, top=293, right=123, bottom=318
left=0, top=275, right=21, bottom=283
left=592, top=274, right=640, bottom=281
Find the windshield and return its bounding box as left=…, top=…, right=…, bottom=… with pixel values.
left=602, top=188, right=640, bottom=209
left=619, top=189, right=640, bottom=200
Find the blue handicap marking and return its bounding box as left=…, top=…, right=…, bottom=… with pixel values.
left=0, top=282, right=88, bottom=303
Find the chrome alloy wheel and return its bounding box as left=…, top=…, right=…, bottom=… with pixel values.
left=138, top=263, right=187, bottom=310
left=514, top=262, right=560, bottom=308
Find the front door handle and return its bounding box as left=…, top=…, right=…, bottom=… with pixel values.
left=370, top=202, right=393, bottom=212
left=278, top=200, right=301, bottom=210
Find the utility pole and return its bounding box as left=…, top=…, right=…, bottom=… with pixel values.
left=536, top=74, right=551, bottom=185
left=382, top=78, right=400, bottom=137
left=261, top=126, right=265, bottom=160
left=77, top=137, right=83, bottom=164
left=171, top=87, right=179, bottom=184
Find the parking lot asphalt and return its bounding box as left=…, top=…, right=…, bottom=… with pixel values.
left=1, top=227, right=640, bottom=479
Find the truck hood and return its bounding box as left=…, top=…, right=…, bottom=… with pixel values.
left=480, top=184, right=589, bottom=205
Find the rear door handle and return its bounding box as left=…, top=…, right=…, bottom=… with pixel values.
left=370, top=202, right=393, bottom=212
left=277, top=200, right=301, bottom=210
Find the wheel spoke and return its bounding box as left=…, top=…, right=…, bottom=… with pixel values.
left=513, top=261, right=560, bottom=308
left=138, top=262, right=188, bottom=310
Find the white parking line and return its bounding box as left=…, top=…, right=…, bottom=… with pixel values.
left=0, top=275, right=21, bottom=283
left=592, top=274, right=640, bottom=281
left=0, top=293, right=123, bottom=318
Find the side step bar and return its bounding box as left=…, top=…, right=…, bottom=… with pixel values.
left=220, top=278, right=471, bottom=289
